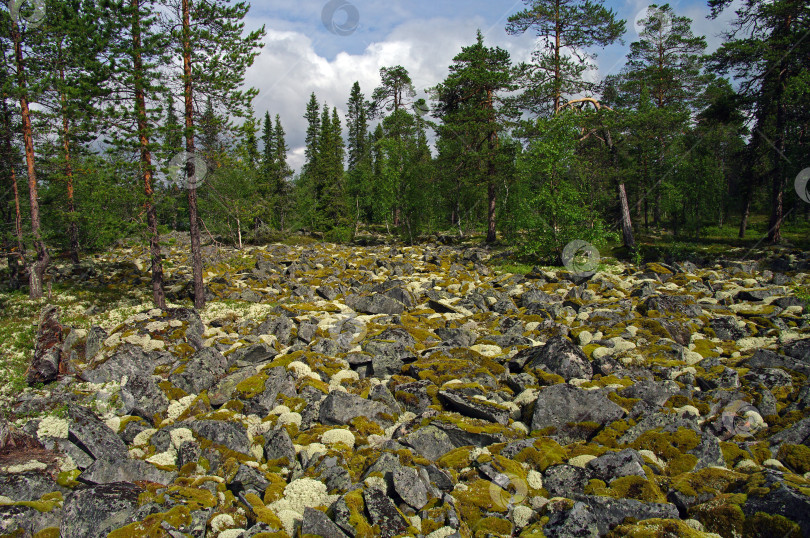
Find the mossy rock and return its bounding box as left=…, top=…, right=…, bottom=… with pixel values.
left=108, top=505, right=191, bottom=537
left=605, top=475, right=667, bottom=503
left=592, top=419, right=633, bottom=449
left=776, top=444, right=810, bottom=475
left=719, top=441, right=749, bottom=468
left=630, top=427, right=701, bottom=475
left=473, top=516, right=513, bottom=537
left=687, top=495, right=745, bottom=538
left=606, top=518, right=710, bottom=537
left=742, top=512, right=802, bottom=538
left=672, top=467, right=746, bottom=498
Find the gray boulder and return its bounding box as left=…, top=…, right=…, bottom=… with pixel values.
left=60, top=482, right=143, bottom=538
left=319, top=391, right=395, bottom=428
left=530, top=384, right=624, bottom=444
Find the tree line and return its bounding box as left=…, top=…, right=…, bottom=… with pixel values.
left=1, top=0, right=808, bottom=307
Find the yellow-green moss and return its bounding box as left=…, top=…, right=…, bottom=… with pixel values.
left=607, top=518, right=709, bottom=537
left=777, top=444, right=810, bottom=475
left=687, top=495, right=745, bottom=537
left=672, top=467, right=746, bottom=498
left=235, top=373, right=268, bottom=399
left=33, top=529, right=60, bottom=538
left=473, top=516, right=513, bottom=537
left=742, top=512, right=802, bottom=538
left=108, top=505, right=191, bottom=538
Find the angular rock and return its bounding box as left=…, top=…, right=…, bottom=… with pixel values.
left=711, top=316, right=748, bottom=341
left=543, top=501, right=600, bottom=538
left=258, top=315, right=294, bottom=346
left=783, top=337, right=810, bottom=362
left=401, top=425, right=455, bottom=461
left=169, top=347, right=227, bottom=395
left=516, top=336, right=593, bottom=381
left=393, top=466, right=429, bottom=510
left=263, top=428, right=296, bottom=464
left=244, top=366, right=297, bottom=416
left=228, top=464, right=270, bottom=497
left=0, top=504, right=62, bottom=536
left=642, top=294, right=703, bottom=318
left=188, top=420, right=250, bottom=455
left=82, top=344, right=169, bottom=384
left=392, top=380, right=432, bottom=414
left=530, top=384, right=624, bottom=444
left=586, top=449, right=646, bottom=482
left=208, top=367, right=258, bottom=407
left=543, top=464, right=590, bottom=497
left=0, top=472, right=68, bottom=501
left=346, top=294, right=405, bottom=315
left=231, top=342, right=278, bottom=366
left=84, top=326, right=108, bottom=361
left=68, top=405, right=127, bottom=461
left=619, top=379, right=678, bottom=407
left=80, top=456, right=177, bottom=485
left=363, top=487, right=409, bottom=538
left=438, top=390, right=509, bottom=424
left=60, top=482, right=143, bottom=538
left=27, top=305, right=63, bottom=385
left=747, top=348, right=810, bottom=376
left=580, top=495, right=679, bottom=535
left=301, top=506, right=349, bottom=538
left=119, top=372, right=169, bottom=424
left=319, top=391, right=394, bottom=428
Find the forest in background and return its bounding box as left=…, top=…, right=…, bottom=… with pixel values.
left=1, top=0, right=809, bottom=308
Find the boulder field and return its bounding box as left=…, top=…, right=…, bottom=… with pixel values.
left=1, top=242, right=810, bottom=537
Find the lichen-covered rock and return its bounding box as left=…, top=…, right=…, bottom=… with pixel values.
left=68, top=405, right=128, bottom=461
left=530, top=383, right=624, bottom=443
left=119, top=371, right=169, bottom=424
left=301, top=506, right=349, bottom=537
left=319, top=390, right=395, bottom=428
left=60, top=482, right=143, bottom=538
left=518, top=335, right=593, bottom=381
left=187, top=420, right=250, bottom=455
left=363, top=487, right=409, bottom=537
left=27, top=305, right=62, bottom=385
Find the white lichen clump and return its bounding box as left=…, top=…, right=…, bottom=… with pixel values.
left=209, top=513, right=235, bottom=533
left=527, top=470, right=543, bottom=490
left=165, top=395, right=197, bottom=423
left=37, top=416, right=69, bottom=439
left=321, top=428, right=355, bottom=449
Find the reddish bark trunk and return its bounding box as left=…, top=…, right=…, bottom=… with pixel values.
left=132, top=0, right=166, bottom=308
left=13, top=21, right=48, bottom=299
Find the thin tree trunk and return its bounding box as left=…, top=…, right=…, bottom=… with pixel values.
left=767, top=100, right=786, bottom=244
left=739, top=186, right=751, bottom=239
left=59, top=70, right=79, bottom=264
left=132, top=0, right=165, bottom=308
left=182, top=0, right=205, bottom=309
left=13, top=21, right=48, bottom=299
left=618, top=182, right=635, bottom=248
left=1, top=99, right=25, bottom=280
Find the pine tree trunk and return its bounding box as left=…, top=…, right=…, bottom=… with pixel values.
left=1, top=99, right=25, bottom=287
left=182, top=0, right=205, bottom=309
left=767, top=100, right=786, bottom=244
left=13, top=22, right=48, bottom=299
left=132, top=0, right=165, bottom=308
left=618, top=182, right=635, bottom=248
left=59, top=79, right=80, bottom=264
left=486, top=179, right=496, bottom=243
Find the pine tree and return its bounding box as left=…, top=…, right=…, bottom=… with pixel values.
left=434, top=31, right=518, bottom=242
left=102, top=0, right=173, bottom=307
left=2, top=0, right=50, bottom=298
left=707, top=0, right=809, bottom=242
left=170, top=0, right=265, bottom=308
left=506, top=0, right=624, bottom=114
left=272, top=114, right=291, bottom=231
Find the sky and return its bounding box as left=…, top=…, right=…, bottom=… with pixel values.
left=240, top=0, right=737, bottom=173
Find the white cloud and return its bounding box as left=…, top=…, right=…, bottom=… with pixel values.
left=244, top=17, right=537, bottom=173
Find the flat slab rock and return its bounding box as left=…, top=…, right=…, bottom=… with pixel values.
left=60, top=482, right=144, bottom=538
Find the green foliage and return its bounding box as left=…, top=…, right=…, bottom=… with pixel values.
left=505, top=112, right=613, bottom=260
